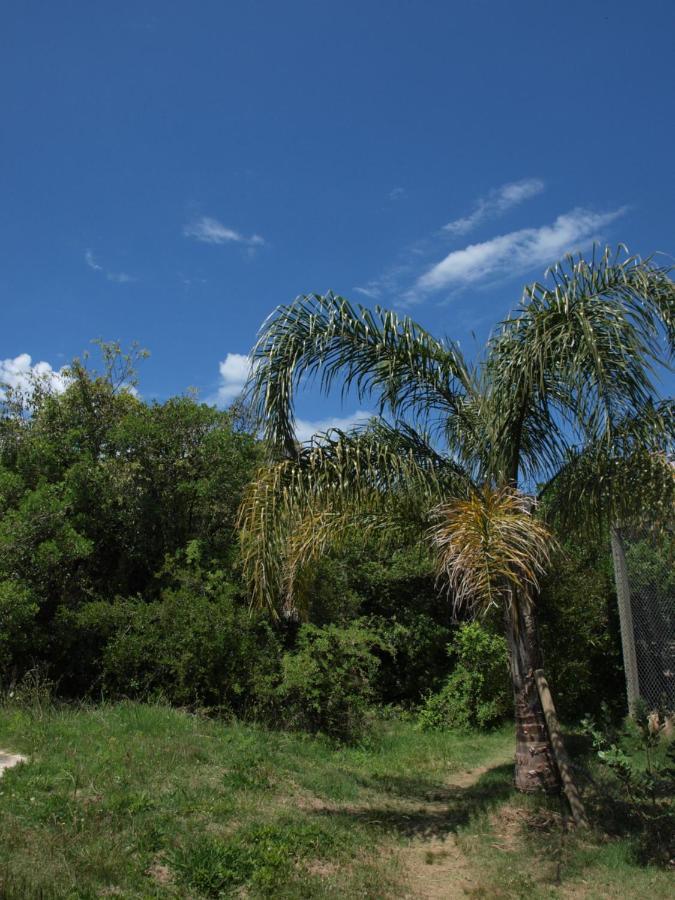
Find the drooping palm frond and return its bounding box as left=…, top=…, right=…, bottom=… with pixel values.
left=487, top=247, right=675, bottom=483
left=430, top=486, right=556, bottom=619
left=246, top=292, right=476, bottom=453
left=238, top=425, right=472, bottom=613
left=541, top=400, right=675, bottom=535
left=239, top=246, right=674, bottom=625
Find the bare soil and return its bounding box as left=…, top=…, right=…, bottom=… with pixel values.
left=397, top=755, right=513, bottom=899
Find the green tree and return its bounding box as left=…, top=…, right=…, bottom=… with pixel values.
left=0, top=342, right=261, bottom=687
left=239, top=247, right=674, bottom=792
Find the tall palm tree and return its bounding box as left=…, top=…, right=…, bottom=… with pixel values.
left=239, top=247, right=675, bottom=792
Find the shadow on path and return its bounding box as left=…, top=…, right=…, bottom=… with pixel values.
left=316, top=762, right=514, bottom=840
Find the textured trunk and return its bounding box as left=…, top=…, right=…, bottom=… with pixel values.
left=506, top=601, right=560, bottom=793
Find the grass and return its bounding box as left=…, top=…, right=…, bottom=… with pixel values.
left=0, top=702, right=671, bottom=898
left=456, top=774, right=675, bottom=899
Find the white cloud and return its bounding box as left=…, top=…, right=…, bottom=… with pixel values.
left=295, top=410, right=373, bottom=443
left=418, top=207, right=627, bottom=292
left=214, top=352, right=253, bottom=404
left=184, top=216, right=265, bottom=248
left=0, top=353, right=69, bottom=398
left=443, top=178, right=545, bottom=236
left=85, top=249, right=103, bottom=271
left=85, top=249, right=134, bottom=284
left=107, top=271, right=133, bottom=284
left=353, top=285, right=381, bottom=299
left=388, top=187, right=406, bottom=201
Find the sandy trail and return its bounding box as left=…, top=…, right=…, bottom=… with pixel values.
left=398, top=754, right=512, bottom=899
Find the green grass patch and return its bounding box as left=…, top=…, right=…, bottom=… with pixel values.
left=0, top=702, right=509, bottom=897
left=0, top=702, right=671, bottom=898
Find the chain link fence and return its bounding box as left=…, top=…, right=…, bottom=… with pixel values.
left=611, top=524, right=675, bottom=713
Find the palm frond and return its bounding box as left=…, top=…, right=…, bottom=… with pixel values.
left=246, top=292, right=475, bottom=452
left=487, top=246, right=675, bottom=481
left=238, top=425, right=472, bottom=613
left=541, top=400, right=675, bottom=535
left=430, top=486, right=556, bottom=619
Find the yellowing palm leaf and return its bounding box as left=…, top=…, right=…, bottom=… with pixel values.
left=430, top=486, right=556, bottom=618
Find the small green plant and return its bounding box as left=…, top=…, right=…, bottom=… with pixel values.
left=582, top=702, right=675, bottom=866
left=418, top=621, right=510, bottom=731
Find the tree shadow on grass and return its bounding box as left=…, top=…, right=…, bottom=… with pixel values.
left=316, top=763, right=515, bottom=840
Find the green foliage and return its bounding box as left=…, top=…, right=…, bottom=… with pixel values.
left=418, top=622, right=511, bottom=731
left=299, top=543, right=453, bottom=705
left=538, top=536, right=625, bottom=720
left=625, top=534, right=675, bottom=644
left=367, top=612, right=452, bottom=705
left=59, top=560, right=281, bottom=713
left=1, top=334, right=669, bottom=751
left=0, top=344, right=262, bottom=694
left=0, top=580, right=38, bottom=674
left=276, top=623, right=385, bottom=742
left=582, top=703, right=675, bottom=866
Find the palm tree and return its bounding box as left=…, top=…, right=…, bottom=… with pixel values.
left=239, top=247, right=675, bottom=792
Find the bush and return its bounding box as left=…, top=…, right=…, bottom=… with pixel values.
left=0, top=580, right=38, bottom=677
left=57, top=561, right=281, bottom=714
left=294, top=544, right=453, bottom=705
left=367, top=612, right=452, bottom=705
left=418, top=621, right=511, bottom=730
left=538, top=537, right=625, bottom=720
left=276, top=622, right=385, bottom=742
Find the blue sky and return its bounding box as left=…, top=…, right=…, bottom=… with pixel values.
left=2, top=0, right=674, bottom=433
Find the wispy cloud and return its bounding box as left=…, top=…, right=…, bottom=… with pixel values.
left=417, top=207, right=627, bottom=292
left=85, top=249, right=102, bottom=271
left=354, top=286, right=381, bottom=299
left=388, top=186, right=406, bottom=201
left=184, top=216, right=265, bottom=248
left=354, top=264, right=413, bottom=301
left=0, top=353, right=69, bottom=398
left=107, top=271, right=133, bottom=284
left=443, top=178, right=545, bottom=236
left=85, top=250, right=134, bottom=284
left=295, top=410, right=372, bottom=443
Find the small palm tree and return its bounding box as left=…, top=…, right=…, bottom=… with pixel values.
left=239, top=247, right=675, bottom=792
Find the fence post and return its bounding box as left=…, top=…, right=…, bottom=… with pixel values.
left=534, top=669, right=589, bottom=828
left=610, top=527, right=640, bottom=715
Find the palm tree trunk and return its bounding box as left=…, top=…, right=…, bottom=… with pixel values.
left=505, top=601, right=560, bottom=793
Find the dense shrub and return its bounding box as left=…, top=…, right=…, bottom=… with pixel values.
left=0, top=342, right=636, bottom=733
left=276, top=622, right=385, bottom=742
left=366, top=612, right=452, bottom=705
left=0, top=580, right=38, bottom=676
left=538, top=538, right=625, bottom=720
left=418, top=621, right=510, bottom=730
left=0, top=347, right=262, bottom=692
left=299, top=544, right=452, bottom=705
left=59, top=562, right=281, bottom=713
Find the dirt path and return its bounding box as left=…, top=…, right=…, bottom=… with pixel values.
left=398, top=754, right=513, bottom=899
